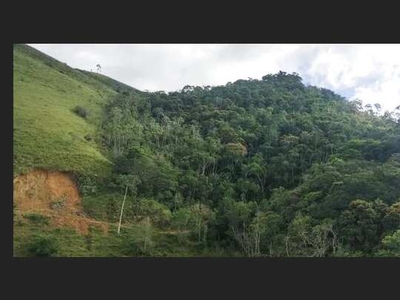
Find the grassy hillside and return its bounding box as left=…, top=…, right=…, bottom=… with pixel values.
left=79, top=69, right=143, bottom=96
left=13, top=44, right=120, bottom=177
left=13, top=213, right=208, bottom=257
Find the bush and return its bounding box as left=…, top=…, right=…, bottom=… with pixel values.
left=171, top=207, right=191, bottom=230
left=75, top=174, right=99, bottom=195
left=27, top=235, right=58, bottom=257
left=84, top=134, right=94, bottom=142
left=50, top=200, right=65, bottom=210
left=72, top=105, right=90, bottom=119
left=122, top=219, right=155, bottom=256
left=133, top=198, right=172, bottom=227
left=23, top=213, right=49, bottom=225
left=172, top=204, right=215, bottom=242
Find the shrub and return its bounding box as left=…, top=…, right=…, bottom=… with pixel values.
left=72, top=105, right=90, bottom=119
left=24, top=213, right=49, bottom=225
left=84, top=134, right=93, bottom=142
left=50, top=200, right=65, bottom=210
left=75, top=174, right=99, bottom=195
left=27, top=235, right=58, bottom=257
left=122, top=219, right=155, bottom=256
left=171, top=207, right=191, bottom=230
left=133, top=198, right=172, bottom=227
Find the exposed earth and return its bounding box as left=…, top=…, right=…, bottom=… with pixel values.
left=13, top=169, right=109, bottom=234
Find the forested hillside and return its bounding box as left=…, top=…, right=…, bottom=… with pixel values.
left=13, top=45, right=400, bottom=257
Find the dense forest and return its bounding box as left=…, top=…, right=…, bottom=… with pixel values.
left=13, top=45, right=400, bottom=257
left=74, top=71, right=400, bottom=257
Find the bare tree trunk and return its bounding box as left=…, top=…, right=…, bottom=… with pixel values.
left=269, top=242, right=273, bottom=257
left=331, top=228, right=338, bottom=255
left=285, top=236, right=290, bottom=257
left=117, top=186, right=128, bottom=235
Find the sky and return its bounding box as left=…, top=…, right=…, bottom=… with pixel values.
left=29, top=44, right=400, bottom=113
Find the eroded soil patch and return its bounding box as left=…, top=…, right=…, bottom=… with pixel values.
left=14, top=170, right=108, bottom=234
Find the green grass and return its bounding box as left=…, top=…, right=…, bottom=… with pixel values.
left=80, top=69, right=143, bottom=96
left=13, top=215, right=204, bottom=257
left=14, top=220, right=96, bottom=257
left=13, top=44, right=117, bottom=177
left=23, top=213, right=50, bottom=225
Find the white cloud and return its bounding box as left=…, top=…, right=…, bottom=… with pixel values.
left=28, top=43, right=400, bottom=112
left=353, top=74, right=400, bottom=112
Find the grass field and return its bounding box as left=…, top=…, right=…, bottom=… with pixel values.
left=13, top=44, right=117, bottom=177
left=13, top=212, right=204, bottom=257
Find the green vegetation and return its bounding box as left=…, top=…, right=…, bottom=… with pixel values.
left=13, top=44, right=115, bottom=176
left=79, top=69, right=143, bottom=96
left=27, top=235, right=59, bottom=257
left=13, top=45, right=400, bottom=257
left=23, top=213, right=50, bottom=225
left=72, top=105, right=90, bottom=119
left=13, top=216, right=209, bottom=257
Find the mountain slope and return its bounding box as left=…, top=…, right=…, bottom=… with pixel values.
left=13, top=46, right=400, bottom=257
left=13, top=44, right=136, bottom=177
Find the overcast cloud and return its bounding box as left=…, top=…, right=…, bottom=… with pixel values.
left=28, top=44, right=400, bottom=112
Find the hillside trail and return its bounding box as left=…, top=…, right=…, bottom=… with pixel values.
left=13, top=169, right=187, bottom=235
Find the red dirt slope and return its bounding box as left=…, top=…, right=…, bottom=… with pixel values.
left=13, top=169, right=108, bottom=234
